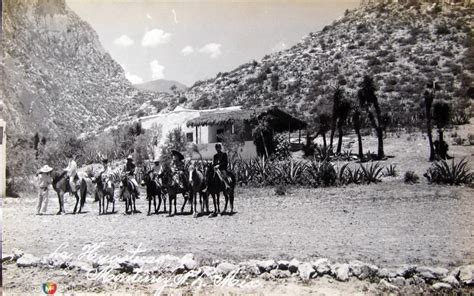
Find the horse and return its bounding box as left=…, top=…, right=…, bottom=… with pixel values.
left=161, top=165, right=191, bottom=216
left=188, top=164, right=208, bottom=217
left=120, top=174, right=140, bottom=214
left=52, top=170, right=87, bottom=214
left=205, top=163, right=236, bottom=216
left=141, top=169, right=166, bottom=215
left=92, top=174, right=115, bottom=215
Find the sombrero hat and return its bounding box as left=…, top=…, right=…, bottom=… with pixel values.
left=39, top=165, right=53, bottom=173
left=127, top=155, right=133, bottom=160
left=153, top=158, right=160, bottom=163
left=171, top=150, right=184, bottom=161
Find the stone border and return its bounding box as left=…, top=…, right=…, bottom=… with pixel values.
left=3, top=249, right=473, bottom=292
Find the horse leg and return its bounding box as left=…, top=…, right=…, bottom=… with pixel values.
left=223, top=192, right=228, bottom=214
left=80, top=183, right=87, bottom=212
left=157, top=193, right=162, bottom=214
left=168, top=193, right=173, bottom=216
left=147, top=194, right=151, bottom=215
left=181, top=193, right=187, bottom=213
left=230, top=190, right=234, bottom=213
left=217, top=193, right=221, bottom=215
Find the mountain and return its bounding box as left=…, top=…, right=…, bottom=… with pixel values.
left=183, top=2, right=473, bottom=125
left=134, top=79, right=187, bottom=94
left=1, top=0, right=168, bottom=138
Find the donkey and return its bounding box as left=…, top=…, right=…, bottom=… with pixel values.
left=205, top=163, right=236, bottom=216
left=188, top=164, right=207, bottom=217
left=92, top=174, right=115, bottom=215
left=52, top=171, right=87, bottom=214
left=141, top=169, right=166, bottom=215
left=120, top=174, right=140, bottom=214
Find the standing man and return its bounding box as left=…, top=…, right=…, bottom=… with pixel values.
left=36, top=165, right=53, bottom=215
left=213, top=143, right=230, bottom=189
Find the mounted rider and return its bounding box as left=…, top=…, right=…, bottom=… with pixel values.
left=213, top=143, right=230, bottom=189
left=122, top=155, right=140, bottom=198
left=171, top=150, right=188, bottom=190
left=151, top=158, right=163, bottom=180
left=100, top=157, right=113, bottom=183
left=65, top=154, right=79, bottom=192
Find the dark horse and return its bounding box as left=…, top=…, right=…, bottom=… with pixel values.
left=161, top=165, right=190, bottom=216
left=120, top=174, right=140, bottom=214
left=52, top=171, right=87, bottom=214
left=205, top=163, right=236, bottom=217
left=141, top=169, right=166, bottom=215
left=92, top=174, right=115, bottom=215
left=188, top=164, right=208, bottom=217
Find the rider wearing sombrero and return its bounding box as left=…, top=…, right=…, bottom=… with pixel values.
left=171, top=150, right=188, bottom=190
left=122, top=155, right=140, bottom=199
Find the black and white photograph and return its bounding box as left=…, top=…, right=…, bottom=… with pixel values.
left=1, top=0, right=474, bottom=294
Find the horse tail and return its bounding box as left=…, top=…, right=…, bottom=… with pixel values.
left=80, top=180, right=87, bottom=208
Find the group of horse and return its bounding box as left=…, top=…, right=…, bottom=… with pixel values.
left=50, top=161, right=236, bottom=218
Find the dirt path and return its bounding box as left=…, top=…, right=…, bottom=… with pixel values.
left=3, top=183, right=473, bottom=269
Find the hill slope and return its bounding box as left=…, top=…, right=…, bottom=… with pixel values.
left=184, top=3, right=473, bottom=125
left=134, top=79, right=187, bottom=94
left=1, top=0, right=167, bottom=137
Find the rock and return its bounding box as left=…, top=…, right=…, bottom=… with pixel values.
left=216, top=262, right=239, bottom=276
left=2, top=254, right=14, bottom=263
left=332, top=263, right=350, bottom=282
left=117, top=260, right=140, bottom=273
left=288, top=259, right=300, bottom=273
left=180, top=253, right=198, bottom=270
left=270, top=269, right=291, bottom=279
left=431, top=282, right=452, bottom=290
left=256, top=260, right=277, bottom=273
left=238, top=260, right=261, bottom=276
left=155, top=255, right=181, bottom=272
left=406, top=275, right=425, bottom=286
left=17, top=254, right=40, bottom=267
left=416, top=266, right=448, bottom=281
left=200, top=266, right=217, bottom=278
left=259, top=272, right=275, bottom=281
left=298, top=262, right=315, bottom=280
left=68, top=260, right=94, bottom=273
left=12, top=248, right=24, bottom=260
left=389, top=276, right=406, bottom=287
left=458, top=265, right=474, bottom=286
left=441, top=275, right=460, bottom=287
left=313, top=258, right=331, bottom=275
left=349, top=260, right=378, bottom=280
left=378, top=279, right=400, bottom=292
left=277, top=260, right=290, bottom=270
left=395, top=265, right=417, bottom=278
left=377, top=268, right=390, bottom=278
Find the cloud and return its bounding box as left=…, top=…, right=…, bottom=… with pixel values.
left=141, top=29, right=172, bottom=47
left=172, top=9, right=178, bottom=24
left=199, top=43, right=222, bottom=59
left=150, top=60, right=165, bottom=80
left=125, top=72, right=144, bottom=84
left=114, top=35, right=134, bottom=47
left=146, top=13, right=152, bottom=19
left=181, top=46, right=194, bottom=56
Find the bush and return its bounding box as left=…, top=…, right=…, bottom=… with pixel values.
left=404, top=171, right=419, bottom=184
left=384, top=164, right=398, bottom=177
left=424, top=159, right=473, bottom=185
left=468, top=134, right=474, bottom=145
left=360, top=162, right=384, bottom=184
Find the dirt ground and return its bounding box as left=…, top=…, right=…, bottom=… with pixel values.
left=2, top=127, right=474, bottom=294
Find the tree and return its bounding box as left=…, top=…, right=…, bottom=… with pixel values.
left=358, top=75, right=385, bottom=159
left=252, top=115, right=274, bottom=158
left=329, top=86, right=343, bottom=150
left=335, top=99, right=351, bottom=154
left=432, top=101, right=451, bottom=159
left=316, top=113, right=331, bottom=149
left=423, top=90, right=436, bottom=161
left=352, top=107, right=364, bottom=160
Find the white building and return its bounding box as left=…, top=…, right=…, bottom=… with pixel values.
left=139, top=106, right=307, bottom=160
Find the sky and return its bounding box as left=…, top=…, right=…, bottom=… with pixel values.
left=66, top=0, right=360, bottom=86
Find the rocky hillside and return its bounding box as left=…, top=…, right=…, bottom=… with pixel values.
left=134, top=79, right=187, bottom=94
left=1, top=0, right=167, bottom=137
left=184, top=2, right=473, bottom=124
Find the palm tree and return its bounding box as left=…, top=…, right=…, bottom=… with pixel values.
left=336, top=99, right=351, bottom=154
left=358, top=75, right=384, bottom=159
left=423, top=90, right=435, bottom=161
left=316, top=113, right=331, bottom=149
left=352, top=107, right=364, bottom=160
left=329, top=86, right=343, bottom=150
left=432, top=101, right=451, bottom=159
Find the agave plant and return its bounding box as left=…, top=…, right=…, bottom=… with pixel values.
left=338, top=163, right=363, bottom=185
left=384, top=164, right=398, bottom=177
left=359, top=162, right=384, bottom=184
left=424, top=158, right=474, bottom=185
left=305, top=160, right=337, bottom=187
left=274, top=159, right=307, bottom=185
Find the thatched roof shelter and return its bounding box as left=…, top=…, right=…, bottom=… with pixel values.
left=186, top=106, right=307, bottom=132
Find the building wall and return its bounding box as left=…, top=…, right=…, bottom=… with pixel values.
left=190, top=140, right=257, bottom=160
left=0, top=119, right=6, bottom=198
